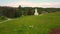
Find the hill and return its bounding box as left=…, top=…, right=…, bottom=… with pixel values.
left=0, top=12, right=60, bottom=34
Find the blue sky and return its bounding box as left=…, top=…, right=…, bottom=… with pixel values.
left=0, top=0, right=60, bottom=8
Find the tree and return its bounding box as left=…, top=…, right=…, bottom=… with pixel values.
left=14, top=5, right=22, bottom=17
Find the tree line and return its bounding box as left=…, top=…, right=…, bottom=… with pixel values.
left=0, top=5, right=60, bottom=18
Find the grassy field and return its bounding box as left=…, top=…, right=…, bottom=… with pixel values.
left=0, top=12, right=60, bottom=34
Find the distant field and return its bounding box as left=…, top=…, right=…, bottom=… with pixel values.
left=0, top=12, right=60, bottom=34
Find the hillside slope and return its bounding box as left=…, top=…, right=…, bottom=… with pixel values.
left=0, top=12, right=60, bottom=34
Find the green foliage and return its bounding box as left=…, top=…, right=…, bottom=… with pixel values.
left=14, top=11, right=22, bottom=17
left=0, top=16, right=7, bottom=22
left=0, top=6, right=60, bottom=18
left=14, top=5, right=22, bottom=17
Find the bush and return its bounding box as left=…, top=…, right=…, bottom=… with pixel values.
left=0, top=16, right=7, bottom=20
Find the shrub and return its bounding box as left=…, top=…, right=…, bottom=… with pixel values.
left=0, top=16, right=7, bottom=20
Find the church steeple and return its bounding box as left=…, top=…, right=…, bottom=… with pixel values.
left=34, top=8, right=39, bottom=16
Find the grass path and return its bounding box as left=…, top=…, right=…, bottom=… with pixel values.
left=39, top=14, right=43, bottom=16
left=0, top=19, right=12, bottom=23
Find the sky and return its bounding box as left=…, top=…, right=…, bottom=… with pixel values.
left=0, top=0, right=60, bottom=8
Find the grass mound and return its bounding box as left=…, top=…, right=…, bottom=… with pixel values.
left=0, top=12, right=60, bottom=34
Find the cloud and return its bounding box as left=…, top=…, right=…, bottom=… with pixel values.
left=6, top=1, right=60, bottom=8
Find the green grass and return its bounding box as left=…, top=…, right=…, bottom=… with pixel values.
left=0, top=12, right=60, bottom=34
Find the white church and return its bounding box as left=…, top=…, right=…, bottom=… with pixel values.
left=34, top=8, right=39, bottom=16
